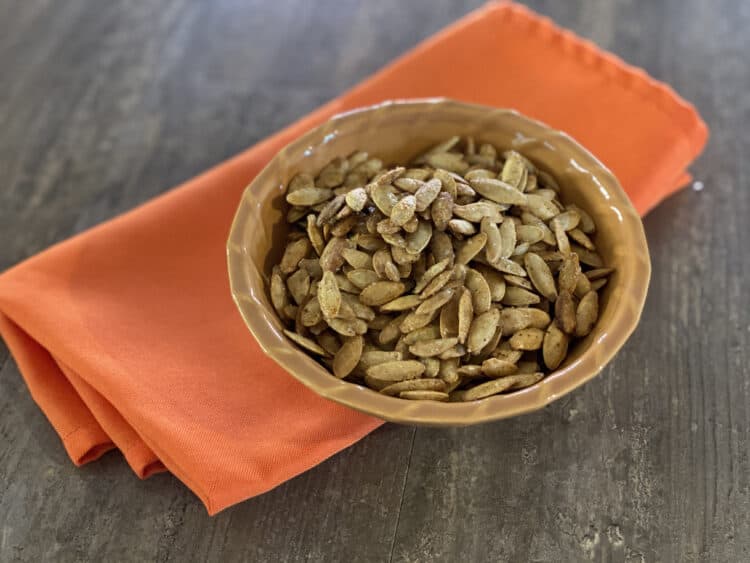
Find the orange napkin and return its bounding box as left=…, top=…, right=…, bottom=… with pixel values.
left=0, top=1, right=707, bottom=514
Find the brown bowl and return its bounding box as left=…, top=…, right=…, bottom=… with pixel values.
left=227, top=98, right=650, bottom=426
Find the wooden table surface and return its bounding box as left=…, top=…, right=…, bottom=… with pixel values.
left=0, top=1, right=747, bottom=561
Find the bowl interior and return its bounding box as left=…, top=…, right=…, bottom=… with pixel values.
left=227, top=99, right=650, bottom=426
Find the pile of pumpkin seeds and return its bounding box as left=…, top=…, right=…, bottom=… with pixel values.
left=270, top=136, right=613, bottom=402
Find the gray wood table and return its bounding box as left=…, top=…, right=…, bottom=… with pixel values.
left=0, top=1, right=746, bottom=561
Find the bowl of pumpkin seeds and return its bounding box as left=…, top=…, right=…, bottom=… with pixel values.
left=227, top=99, right=650, bottom=425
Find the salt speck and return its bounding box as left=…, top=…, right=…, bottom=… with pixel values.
left=692, top=181, right=704, bottom=192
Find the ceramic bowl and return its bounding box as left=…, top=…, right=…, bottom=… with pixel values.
left=227, top=98, right=650, bottom=426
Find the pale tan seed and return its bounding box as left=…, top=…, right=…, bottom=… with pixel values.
left=554, top=222, right=571, bottom=256
left=499, top=219, right=516, bottom=259
left=439, top=295, right=459, bottom=339
left=574, top=273, right=592, bottom=299
left=430, top=231, right=455, bottom=266
left=316, top=194, right=346, bottom=226
left=415, top=178, right=443, bottom=211
left=368, top=314, right=392, bottom=331
left=399, top=390, right=449, bottom=401
left=356, top=233, right=387, bottom=252
left=402, top=325, right=442, bottom=345
left=568, top=228, right=596, bottom=250
left=501, top=151, right=526, bottom=189
left=372, top=166, right=405, bottom=186
left=306, top=215, right=325, bottom=256
left=469, top=177, right=528, bottom=205
left=359, top=281, right=406, bottom=306
left=456, top=183, right=476, bottom=198
left=489, top=256, right=527, bottom=277
left=284, top=329, right=329, bottom=356
left=391, top=195, right=417, bottom=226
left=454, top=232, right=488, bottom=265
left=555, top=290, right=577, bottom=334
left=453, top=202, right=505, bottom=223
left=500, top=307, right=551, bottom=336
left=330, top=214, right=358, bottom=237
left=504, top=274, right=534, bottom=290
left=345, top=187, right=368, bottom=211
left=359, top=350, right=403, bottom=370
left=381, top=294, right=423, bottom=312
left=328, top=317, right=367, bottom=336
left=467, top=308, right=501, bottom=354
left=454, top=288, right=473, bottom=344
left=423, top=357, right=441, bottom=377
left=380, top=378, right=446, bottom=396
left=567, top=203, right=595, bottom=233
left=439, top=357, right=460, bottom=385
left=457, top=364, right=483, bottom=378
left=465, top=268, right=491, bottom=314
left=558, top=253, right=581, bottom=294
left=416, top=287, right=455, bottom=315
left=300, top=297, right=323, bottom=327
left=288, top=172, right=314, bottom=192
left=550, top=210, right=580, bottom=232
left=370, top=184, right=399, bottom=216
left=475, top=265, right=506, bottom=302
left=509, top=328, right=545, bottom=350
left=585, top=268, right=615, bottom=281
left=481, top=217, right=503, bottom=263
left=366, top=360, right=425, bottom=382
left=376, top=218, right=401, bottom=236
left=391, top=244, right=419, bottom=266
left=280, top=238, right=311, bottom=274
left=318, top=271, right=342, bottom=319
left=524, top=252, right=558, bottom=301
left=339, top=295, right=373, bottom=322
left=270, top=267, right=290, bottom=318
left=333, top=336, right=364, bottom=379
left=543, top=324, right=569, bottom=370
left=516, top=225, right=544, bottom=244
left=400, top=310, right=439, bottom=333
left=421, top=269, right=453, bottom=298
left=447, top=218, right=476, bottom=235
left=394, top=260, right=410, bottom=279
left=394, top=177, right=425, bottom=193
left=320, top=236, right=349, bottom=272
left=590, top=278, right=608, bottom=291
left=476, top=325, right=503, bottom=360
left=299, top=258, right=323, bottom=280
left=481, top=357, right=518, bottom=377
left=342, top=248, right=373, bottom=270
left=431, top=191, right=454, bottom=231
left=502, top=286, right=541, bottom=306
left=379, top=313, right=409, bottom=345
left=286, top=187, right=333, bottom=206
left=402, top=215, right=419, bottom=233
left=334, top=273, right=360, bottom=294
left=316, top=332, right=340, bottom=357
left=493, top=342, right=523, bottom=364
left=406, top=221, right=433, bottom=254
left=426, top=152, right=468, bottom=174
left=575, top=290, right=599, bottom=337
left=372, top=248, right=390, bottom=279
left=571, top=245, right=604, bottom=268
left=287, top=268, right=311, bottom=306
left=346, top=269, right=380, bottom=289
left=524, top=194, right=559, bottom=220
left=409, top=337, right=459, bottom=357
left=439, top=344, right=466, bottom=359
left=403, top=168, right=431, bottom=181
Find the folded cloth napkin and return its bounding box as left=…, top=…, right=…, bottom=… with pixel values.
left=0, top=1, right=707, bottom=514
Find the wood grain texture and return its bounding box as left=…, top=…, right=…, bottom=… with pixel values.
left=0, top=0, right=747, bottom=561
